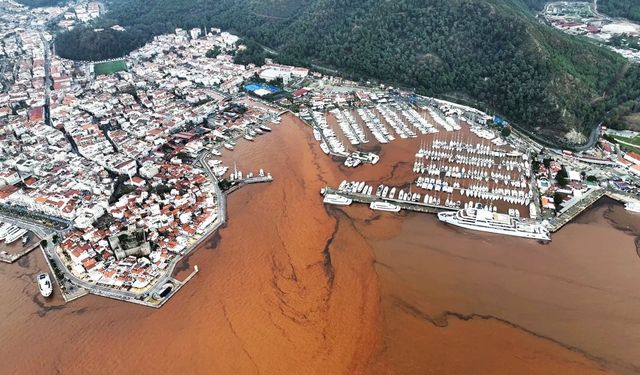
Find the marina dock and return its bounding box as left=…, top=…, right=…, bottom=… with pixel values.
left=324, top=187, right=458, bottom=214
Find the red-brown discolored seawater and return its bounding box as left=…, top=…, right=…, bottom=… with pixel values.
left=0, top=114, right=639, bottom=374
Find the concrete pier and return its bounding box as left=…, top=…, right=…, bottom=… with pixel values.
left=547, top=189, right=606, bottom=233
left=227, top=175, right=273, bottom=195
left=0, top=241, right=40, bottom=264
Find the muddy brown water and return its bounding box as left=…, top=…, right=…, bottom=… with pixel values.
left=0, top=114, right=638, bottom=374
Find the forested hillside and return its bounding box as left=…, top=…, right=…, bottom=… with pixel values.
left=15, top=0, right=65, bottom=6
left=599, top=0, right=640, bottom=22
left=54, top=0, right=640, bottom=144
left=521, top=0, right=547, bottom=11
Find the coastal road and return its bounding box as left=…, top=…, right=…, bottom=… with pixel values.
left=197, top=150, right=227, bottom=223
left=38, top=32, right=53, bottom=127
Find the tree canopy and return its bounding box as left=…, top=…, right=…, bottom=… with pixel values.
left=599, top=0, right=640, bottom=22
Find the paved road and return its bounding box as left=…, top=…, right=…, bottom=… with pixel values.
left=198, top=150, right=227, bottom=223
left=36, top=28, right=53, bottom=126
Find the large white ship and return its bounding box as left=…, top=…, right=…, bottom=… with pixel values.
left=438, top=208, right=550, bottom=241
left=323, top=194, right=352, bottom=206
left=370, top=201, right=401, bottom=212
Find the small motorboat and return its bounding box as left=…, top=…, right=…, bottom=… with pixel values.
left=37, top=272, right=53, bottom=298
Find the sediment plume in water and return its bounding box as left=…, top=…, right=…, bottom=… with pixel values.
left=0, top=114, right=637, bottom=374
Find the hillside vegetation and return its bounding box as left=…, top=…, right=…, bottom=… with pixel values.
left=599, top=0, right=640, bottom=22
left=55, top=0, right=640, bottom=145
left=15, top=0, right=66, bottom=7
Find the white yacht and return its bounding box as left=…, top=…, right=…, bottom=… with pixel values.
left=0, top=226, right=19, bottom=241
left=0, top=223, right=13, bottom=239
left=223, top=143, right=234, bottom=150
left=438, top=208, right=550, bottom=241
left=625, top=202, right=640, bottom=213
left=370, top=201, right=401, bottom=212
left=5, top=228, right=27, bottom=244
left=320, top=142, right=330, bottom=154
left=323, top=194, right=352, bottom=206
left=37, top=273, right=53, bottom=298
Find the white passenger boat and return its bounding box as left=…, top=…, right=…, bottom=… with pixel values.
left=37, top=273, right=53, bottom=298
left=438, top=208, right=550, bottom=241
left=223, top=143, right=234, bottom=150
left=244, top=134, right=255, bottom=141
left=323, top=194, right=352, bottom=206
left=370, top=201, right=401, bottom=213
left=259, top=125, right=272, bottom=132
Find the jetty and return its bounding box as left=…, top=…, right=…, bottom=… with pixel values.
left=546, top=188, right=640, bottom=233
left=0, top=241, right=40, bottom=264
left=227, top=175, right=274, bottom=194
